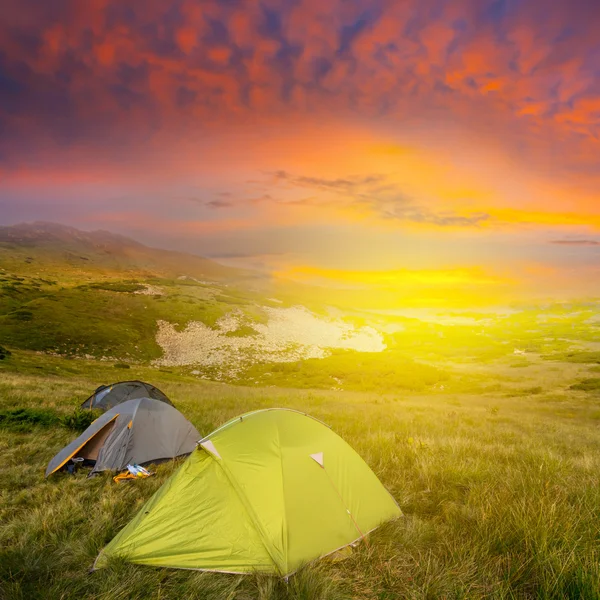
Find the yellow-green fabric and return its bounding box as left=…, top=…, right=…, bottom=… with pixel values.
left=95, top=409, right=401, bottom=575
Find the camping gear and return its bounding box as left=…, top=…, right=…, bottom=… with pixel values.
left=81, top=380, right=172, bottom=412
left=66, top=457, right=85, bottom=475
left=94, top=408, right=401, bottom=576
left=114, top=464, right=154, bottom=483
left=46, top=398, right=199, bottom=477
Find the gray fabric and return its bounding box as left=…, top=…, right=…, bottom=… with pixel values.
left=116, top=399, right=200, bottom=470
left=94, top=421, right=130, bottom=474
left=45, top=409, right=123, bottom=477
left=46, top=398, right=200, bottom=477
left=81, top=381, right=172, bottom=411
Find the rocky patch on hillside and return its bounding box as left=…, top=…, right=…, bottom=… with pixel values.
left=154, top=306, right=385, bottom=375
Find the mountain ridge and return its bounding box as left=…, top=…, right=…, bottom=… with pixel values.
left=0, top=221, right=264, bottom=283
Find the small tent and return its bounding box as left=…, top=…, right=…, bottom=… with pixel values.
left=81, top=381, right=172, bottom=411
left=46, top=398, right=199, bottom=477
left=94, top=408, right=401, bottom=576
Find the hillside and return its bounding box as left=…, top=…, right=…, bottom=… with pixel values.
left=2, top=225, right=600, bottom=599
left=0, top=221, right=259, bottom=284
left=0, top=222, right=280, bottom=361
left=0, top=223, right=441, bottom=391
left=1, top=222, right=599, bottom=398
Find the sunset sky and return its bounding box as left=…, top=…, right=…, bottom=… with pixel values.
left=1, top=0, right=599, bottom=302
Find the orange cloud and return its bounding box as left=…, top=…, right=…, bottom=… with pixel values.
left=0, top=0, right=599, bottom=302
left=176, top=27, right=198, bottom=55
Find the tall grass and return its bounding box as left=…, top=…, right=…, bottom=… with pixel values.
left=2, top=353, right=600, bottom=599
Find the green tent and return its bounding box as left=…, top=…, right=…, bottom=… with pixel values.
left=94, top=408, right=401, bottom=576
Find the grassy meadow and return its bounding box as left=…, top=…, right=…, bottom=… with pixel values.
left=2, top=346, right=600, bottom=600
left=2, top=224, right=600, bottom=598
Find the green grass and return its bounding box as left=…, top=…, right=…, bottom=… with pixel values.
left=0, top=273, right=55, bottom=314
left=61, top=408, right=103, bottom=432
left=0, top=276, right=268, bottom=361
left=0, top=407, right=61, bottom=432
left=570, top=378, right=600, bottom=392
left=2, top=231, right=600, bottom=597
left=0, top=232, right=273, bottom=361
left=0, top=406, right=102, bottom=434
left=2, top=352, right=600, bottom=599
left=236, top=349, right=448, bottom=393
left=544, top=351, right=600, bottom=364
left=225, top=324, right=260, bottom=337
left=86, top=281, right=146, bottom=293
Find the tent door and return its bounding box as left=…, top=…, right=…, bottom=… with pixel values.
left=92, top=422, right=131, bottom=473
left=76, top=419, right=117, bottom=461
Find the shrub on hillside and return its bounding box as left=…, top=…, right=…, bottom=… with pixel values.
left=0, top=345, right=11, bottom=360
left=570, top=378, right=600, bottom=392
left=9, top=309, right=33, bottom=321
left=61, top=409, right=102, bottom=432
left=87, top=281, right=144, bottom=293
left=0, top=408, right=60, bottom=433
left=225, top=325, right=259, bottom=337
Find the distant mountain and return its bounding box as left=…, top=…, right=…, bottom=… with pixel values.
left=0, top=221, right=137, bottom=248
left=0, top=221, right=263, bottom=283
left=0, top=221, right=280, bottom=362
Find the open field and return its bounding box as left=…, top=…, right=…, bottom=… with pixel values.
left=2, top=349, right=600, bottom=600
left=2, top=224, right=600, bottom=598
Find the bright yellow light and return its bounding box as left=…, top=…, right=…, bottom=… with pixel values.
left=274, top=265, right=518, bottom=308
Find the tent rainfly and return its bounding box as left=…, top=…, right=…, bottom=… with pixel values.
left=94, top=408, right=402, bottom=576
left=46, top=397, right=199, bottom=477
left=81, top=381, right=172, bottom=412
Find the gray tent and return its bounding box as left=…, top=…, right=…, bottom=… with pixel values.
left=81, top=381, right=172, bottom=412
left=46, top=398, right=199, bottom=477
